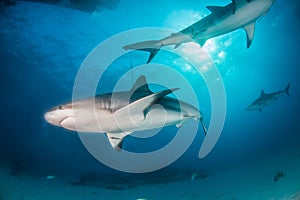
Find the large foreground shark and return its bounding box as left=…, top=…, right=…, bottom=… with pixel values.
left=124, top=0, right=275, bottom=63
left=246, top=83, right=291, bottom=112
left=44, top=76, right=207, bottom=150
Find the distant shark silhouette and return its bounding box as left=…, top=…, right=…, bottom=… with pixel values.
left=44, top=76, right=207, bottom=151
left=124, top=0, right=275, bottom=63
left=246, top=83, right=291, bottom=112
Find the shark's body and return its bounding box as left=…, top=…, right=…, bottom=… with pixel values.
left=124, top=0, right=275, bottom=63
left=44, top=76, right=207, bottom=150
left=246, top=83, right=290, bottom=112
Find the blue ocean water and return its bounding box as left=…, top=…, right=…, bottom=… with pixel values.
left=0, top=0, right=300, bottom=199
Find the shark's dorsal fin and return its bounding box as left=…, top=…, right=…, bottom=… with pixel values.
left=260, top=90, right=266, bottom=97
left=131, top=75, right=151, bottom=93
left=206, top=6, right=225, bottom=14
left=106, top=132, right=131, bottom=151
left=130, top=75, right=153, bottom=102
left=243, top=22, right=256, bottom=48
left=114, top=88, right=179, bottom=121
left=123, top=40, right=161, bottom=64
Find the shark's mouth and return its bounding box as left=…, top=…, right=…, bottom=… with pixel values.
left=59, top=116, right=72, bottom=126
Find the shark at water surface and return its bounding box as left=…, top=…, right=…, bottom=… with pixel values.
left=124, top=0, right=275, bottom=63
left=44, top=76, right=207, bottom=150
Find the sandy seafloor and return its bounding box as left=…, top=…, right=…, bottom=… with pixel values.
left=0, top=145, right=299, bottom=200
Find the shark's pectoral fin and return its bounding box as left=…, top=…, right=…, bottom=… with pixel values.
left=243, top=22, right=256, bottom=48
left=106, top=132, right=131, bottom=151
left=123, top=40, right=161, bottom=63
left=144, top=48, right=160, bottom=64
left=114, top=88, right=180, bottom=122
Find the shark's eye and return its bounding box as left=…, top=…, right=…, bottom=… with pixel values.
left=58, top=105, right=62, bottom=110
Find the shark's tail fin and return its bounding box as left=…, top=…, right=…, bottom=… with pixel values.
left=284, top=83, right=291, bottom=96
left=123, top=40, right=161, bottom=63
left=200, top=118, right=207, bottom=136
left=195, top=111, right=207, bottom=136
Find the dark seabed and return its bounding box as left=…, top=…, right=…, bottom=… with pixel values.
left=0, top=0, right=300, bottom=199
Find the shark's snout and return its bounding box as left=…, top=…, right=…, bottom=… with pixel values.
left=44, top=111, right=61, bottom=126
left=44, top=109, right=73, bottom=127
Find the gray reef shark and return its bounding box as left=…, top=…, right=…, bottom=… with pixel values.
left=246, top=83, right=291, bottom=112
left=44, top=76, right=207, bottom=150
left=124, top=0, right=275, bottom=63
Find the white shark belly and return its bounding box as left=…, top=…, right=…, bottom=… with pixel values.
left=60, top=109, right=114, bottom=133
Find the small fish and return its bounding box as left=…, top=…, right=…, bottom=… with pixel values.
left=191, top=171, right=207, bottom=181
left=191, top=172, right=198, bottom=181
left=273, top=172, right=285, bottom=182
left=46, top=175, right=56, bottom=180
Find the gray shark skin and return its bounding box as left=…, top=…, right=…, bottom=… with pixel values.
left=246, top=83, right=291, bottom=112
left=44, top=76, right=207, bottom=151
left=123, top=0, right=275, bottom=63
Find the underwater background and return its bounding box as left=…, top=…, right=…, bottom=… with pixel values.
left=0, top=0, right=300, bottom=199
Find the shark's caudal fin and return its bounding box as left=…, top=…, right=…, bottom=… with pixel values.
left=182, top=114, right=207, bottom=136
left=283, top=83, right=291, bottom=96
left=200, top=118, right=207, bottom=136
left=176, top=117, right=207, bottom=136
left=123, top=40, right=161, bottom=63
left=198, top=111, right=208, bottom=136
